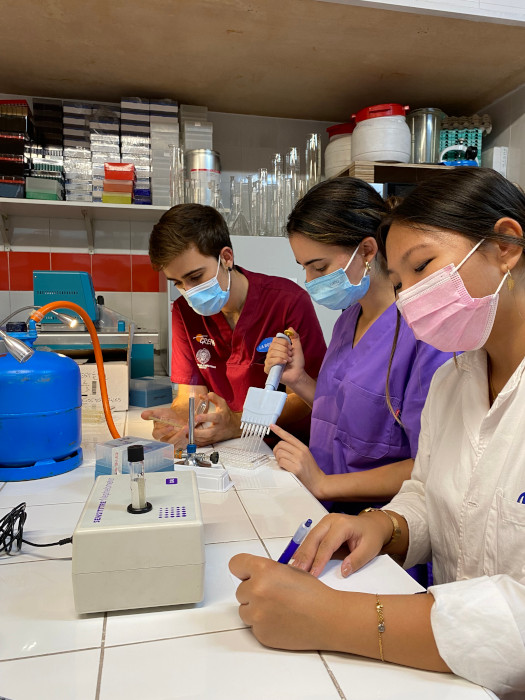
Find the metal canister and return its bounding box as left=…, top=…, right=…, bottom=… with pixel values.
left=0, top=323, right=83, bottom=480
left=406, top=108, right=446, bottom=163
left=185, top=149, right=221, bottom=207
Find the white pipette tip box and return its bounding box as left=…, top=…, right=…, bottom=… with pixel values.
left=72, top=471, right=204, bottom=614
left=174, top=463, right=234, bottom=492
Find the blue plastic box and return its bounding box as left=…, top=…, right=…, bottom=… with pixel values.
left=129, top=376, right=172, bottom=407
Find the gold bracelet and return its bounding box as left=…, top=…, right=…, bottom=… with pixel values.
left=359, top=508, right=401, bottom=548
left=376, top=594, right=386, bottom=662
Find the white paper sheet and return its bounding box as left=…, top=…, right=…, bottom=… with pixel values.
left=318, top=555, right=425, bottom=595
left=231, top=555, right=425, bottom=595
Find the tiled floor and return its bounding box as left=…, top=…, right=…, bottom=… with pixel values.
left=0, top=409, right=490, bottom=700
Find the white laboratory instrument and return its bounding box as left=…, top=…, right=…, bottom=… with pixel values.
left=72, top=471, right=204, bottom=614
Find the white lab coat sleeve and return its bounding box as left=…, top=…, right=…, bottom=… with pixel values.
left=383, top=395, right=432, bottom=569
left=429, top=574, right=525, bottom=697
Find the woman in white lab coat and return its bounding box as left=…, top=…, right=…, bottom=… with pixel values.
left=230, top=168, right=525, bottom=698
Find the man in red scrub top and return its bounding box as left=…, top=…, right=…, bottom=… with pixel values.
left=142, top=203, right=326, bottom=448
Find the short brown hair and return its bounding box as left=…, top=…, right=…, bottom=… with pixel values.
left=149, top=203, right=232, bottom=270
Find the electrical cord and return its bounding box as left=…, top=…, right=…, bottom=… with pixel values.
left=0, top=503, right=72, bottom=555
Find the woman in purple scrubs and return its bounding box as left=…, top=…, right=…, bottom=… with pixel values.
left=267, top=177, right=452, bottom=513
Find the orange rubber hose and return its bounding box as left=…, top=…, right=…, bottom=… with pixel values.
left=30, top=301, right=121, bottom=439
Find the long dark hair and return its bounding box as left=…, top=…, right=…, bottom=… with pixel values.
left=379, top=167, right=525, bottom=419
left=377, top=167, right=525, bottom=256
left=287, top=177, right=388, bottom=254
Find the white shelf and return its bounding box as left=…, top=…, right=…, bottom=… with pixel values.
left=0, top=198, right=168, bottom=222
left=0, top=198, right=170, bottom=252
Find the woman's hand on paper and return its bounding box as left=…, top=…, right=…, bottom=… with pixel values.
left=291, top=512, right=390, bottom=578
left=229, top=553, right=342, bottom=650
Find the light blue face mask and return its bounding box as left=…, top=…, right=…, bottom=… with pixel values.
left=182, top=257, right=231, bottom=316
left=305, top=247, right=371, bottom=310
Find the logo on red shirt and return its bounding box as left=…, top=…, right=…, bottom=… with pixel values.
left=195, top=347, right=216, bottom=369
left=194, top=334, right=216, bottom=346
left=196, top=348, right=211, bottom=365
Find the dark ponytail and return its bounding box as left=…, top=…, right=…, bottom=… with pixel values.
left=287, top=177, right=387, bottom=250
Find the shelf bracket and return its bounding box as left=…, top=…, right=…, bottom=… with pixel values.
left=0, top=210, right=11, bottom=252
left=81, top=208, right=95, bottom=254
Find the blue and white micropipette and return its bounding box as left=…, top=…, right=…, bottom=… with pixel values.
left=278, top=518, right=313, bottom=564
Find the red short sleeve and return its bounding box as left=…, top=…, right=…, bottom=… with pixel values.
left=170, top=302, right=206, bottom=386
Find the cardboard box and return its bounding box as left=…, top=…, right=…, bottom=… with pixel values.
left=79, top=361, right=129, bottom=412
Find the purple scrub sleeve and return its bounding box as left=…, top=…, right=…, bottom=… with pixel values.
left=309, top=303, right=453, bottom=477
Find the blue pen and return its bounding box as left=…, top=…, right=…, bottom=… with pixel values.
left=278, top=518, right=313, bottom=564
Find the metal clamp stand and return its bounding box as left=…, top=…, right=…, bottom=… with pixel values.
left=178, top=397, right=219, bottom=468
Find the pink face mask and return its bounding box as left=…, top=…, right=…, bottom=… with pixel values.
left=396, top=239, right=510, bottom=352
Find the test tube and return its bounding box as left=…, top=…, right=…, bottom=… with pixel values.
left=188, top=396, right=195, bottom=445
left=127, top=444, right=147, bottom=512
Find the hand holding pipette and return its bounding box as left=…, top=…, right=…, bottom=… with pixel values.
left=264, top=327, right=306, bottom=388
left=265, top=328, right=317, bottom=408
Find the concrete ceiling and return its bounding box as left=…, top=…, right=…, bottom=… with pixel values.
left=1, top=0, right=525, bottom=121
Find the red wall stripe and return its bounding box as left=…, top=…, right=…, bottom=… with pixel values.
left=131, top=254, right=160, bottom=293
left=9, top=251, right=51, bottom=291
left=91, top=253, right=132, bottom=292
left=0, top=251, right=8, bottom=291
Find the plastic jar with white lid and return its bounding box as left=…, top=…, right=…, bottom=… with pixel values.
left=325, top=122, right=354, bottom=178
left=351, top=103, right=411, bottom=163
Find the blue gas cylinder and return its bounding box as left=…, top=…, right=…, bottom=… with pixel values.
left=0, top=321, right=83, bottom=481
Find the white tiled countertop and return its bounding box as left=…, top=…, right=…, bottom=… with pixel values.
left=0, top=408, right=491, bottom=700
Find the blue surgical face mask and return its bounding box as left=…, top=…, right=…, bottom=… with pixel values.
left=305, top=247, right=371, bottom=310
left=182, top=257, right=231, bottom=316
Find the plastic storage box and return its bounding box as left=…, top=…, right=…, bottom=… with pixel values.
left=95, top=436, right=174, bottom=479
left=129, top=376, right=173, bottom=407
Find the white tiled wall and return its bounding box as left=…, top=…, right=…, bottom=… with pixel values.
left=209, top=111, right=336, bottom=208
left=482, top=82, right=525, bottom=187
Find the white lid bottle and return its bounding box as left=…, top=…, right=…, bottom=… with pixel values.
left=352, top=103, right=411, bottom=163
left=325, top=122, right=355, bottom=178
